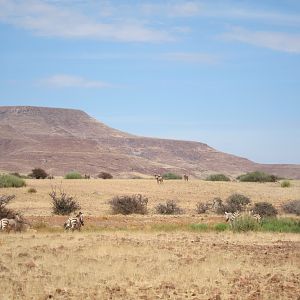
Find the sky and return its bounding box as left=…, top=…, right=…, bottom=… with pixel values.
left=0, top=0, right=299, bottom=164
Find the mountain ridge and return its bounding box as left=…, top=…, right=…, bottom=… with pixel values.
left=0, top=106, right=299, bottom=178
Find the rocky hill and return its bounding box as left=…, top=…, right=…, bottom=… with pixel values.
left=0, top=106, right=299, bottom=178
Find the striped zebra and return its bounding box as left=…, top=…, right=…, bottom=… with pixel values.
left=224, top=211, right=261, bottom=226
left=0, top=213, right=22, bottom=233
left=154, top=174, right=163, bottom=184
left=64, top=212, right=84, bottom=231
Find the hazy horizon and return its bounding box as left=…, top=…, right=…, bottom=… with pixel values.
left=0, top=0, right=299, bottom=164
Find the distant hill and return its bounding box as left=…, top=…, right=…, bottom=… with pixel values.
left=0, top=106, right=299, bottom=178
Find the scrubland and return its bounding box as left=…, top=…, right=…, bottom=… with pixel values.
left=1, top=179, right=300, bottom=299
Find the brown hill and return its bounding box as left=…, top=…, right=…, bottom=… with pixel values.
left=0, top=106, right=299, bottom=178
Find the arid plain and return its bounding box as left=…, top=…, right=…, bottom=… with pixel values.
left=1, top=179, right=300, bottom=299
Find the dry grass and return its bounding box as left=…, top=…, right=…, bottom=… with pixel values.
left=5, top=179, right=300, bottom=217
left=0, top=231, right=299, bottom=299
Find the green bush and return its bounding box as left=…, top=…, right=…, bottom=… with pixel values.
left=261, top=218, right=300, bottom=233
left=109, top=194, right=148, bottom=215
left=281, top=180, right=291, bottom=188
left=189, top=223, right=209, bottom=231
left=155, top=200, right=183, bottom=215
left=253, top=202, right=278, bottom=218
left=282, top=200, right=300, bottom=216
left=214, top=223, right=229, bottom=232
left=162, top=173, right=182, bottom=180
left=237, top=171, right=278, bottom=183
left=205, top=174, right=230, bottom=182
left=29, top=168, right=48, bottom=179
left=27, top=187, right=37, bottom=193
left=0, top=174, right=26, bottom=188
left=224, top=193, right=251, bottom=212
left=231, top=215, right=260, bottom=232
left=64, top=172, right=83, bottom=179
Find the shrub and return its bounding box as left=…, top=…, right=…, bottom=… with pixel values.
left=155, top=200, right=183, bottom=215
left=49, top=187, right=81, bottom=215
left=237, top=171, right=278, bottom=183
left=231, top=215, right=260, bottom=232
left=97, top=172, right=113, bottom=179
left=0, top=174, right=26, bottom=188
left=109, top=194, right=148, bottom=215
left=29, top=168, right=48, bottom=179
left=224, top=193, right=251, bottom=212
left=64, top=172, right=83, bottom=179
left=205, top=174, right=231, bottom=182
left=189, top=223, right=209, bottom=231
left=214, top=223, right=229, bottom=232
left=162, top=173, right=182, bottom=180
left=28, top=187, right=37, bottom=193
left=282, top=200, right=300, bottom=216
left=252, top=202, right=278, bottom=218
left=196, top=202, right=209, bottom=214
left=281, top=180, right=291, bottom=188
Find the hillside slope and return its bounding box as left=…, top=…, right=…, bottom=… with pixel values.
left=0, top=106, right=299, bottom=178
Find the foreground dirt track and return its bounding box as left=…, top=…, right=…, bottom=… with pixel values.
left=1, top=231, right=299, bottom=300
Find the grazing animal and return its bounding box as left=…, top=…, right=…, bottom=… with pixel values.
left=183, top=174, right=189, bottom=181
left=47, top=175, right=54, bottom=179
left=64, top=212, right=84, bottom=231
left=0, top=214, right=22, bottom=233
left=154, top=174, right=163, bottom=184
left=224, top=211, right=261, bottom=227
left=84, top=174, right=90, bottom=179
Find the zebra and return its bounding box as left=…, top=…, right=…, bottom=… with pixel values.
left=224, top=211, right=261, bottom=226
left=64, top=212, right=84, bottom=231
left=154, top=174, right=163, bottom=184
left=183, top=174, right=189, bottom=181
left=0, top=213, right=22, bottom=233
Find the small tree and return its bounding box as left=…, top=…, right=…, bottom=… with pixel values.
left=49, top=187, right=80, bottom=215
left=205, top=174, right=231, bottom=182
left=109, top=194, right=148, bottom=215
left=30, top=168, right=48, bottom=179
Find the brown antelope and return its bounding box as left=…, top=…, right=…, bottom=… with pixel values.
left=183, top=174, right=189, bottom=181
left=154, top=174, right=163, bottom=184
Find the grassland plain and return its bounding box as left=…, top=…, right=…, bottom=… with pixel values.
left=0, top=231, right=299, bottom=299
left=1, top=179, right=300, bottom=299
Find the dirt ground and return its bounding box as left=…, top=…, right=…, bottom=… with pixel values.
left=0, top=231, right=299, bottom=300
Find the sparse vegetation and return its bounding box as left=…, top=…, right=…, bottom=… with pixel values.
left=205, top=174, right=231, bottom=181
left=0, top=174, right=26, bottom=188
left=49, top=187, right=81, bottom=215
left=109, top=194, right=148, bottom=215
left=29, top=168, right=48, bottom=179
left=224, top=193, right=251, bottom=212
left=281, top=180, right=291, bottom=188
left=282, top=200, right=300, bottom=216
left=64, top=172, right=83, bottom=179
left=97, top=172, right=113, bottom=179
left=231, top=214, right=260, bottom=232
left=252, top=202, right=278, bottom=218
left=196, top=202, right=209, bottom=214
left=162, top=173, right=182, bottom=180
left=155, top=200, right=183, bottom=215
left=260, top=218, right=300, bottom=233
left=27, top=187, right=37, bottom=193
left=237, top=171, right=278, bottom=183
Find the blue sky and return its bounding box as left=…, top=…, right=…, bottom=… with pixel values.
left=0, top=0, right=299, bottom=164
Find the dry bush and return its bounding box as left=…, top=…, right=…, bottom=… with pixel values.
left=49, top=187, right=80, bottom=215
left=282, top=200, right=300, bottom=216
left=29, top=168, right=48, bottom=179
left=27, top=187, right=37, bottom=193
left=98, top=172, right=113, bottom=179
left=196, top=202, right=209, bottom=214
left=109, top=194, right=148, bottom=215
left=155, top=200, right=183, bottom=215
left=253, top=202, right=278, bottom=218
left=224, top=193, right=251, bottom=212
